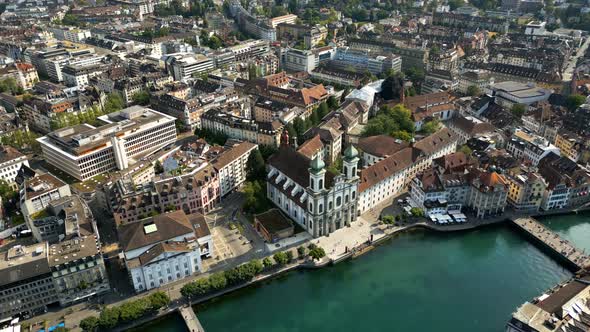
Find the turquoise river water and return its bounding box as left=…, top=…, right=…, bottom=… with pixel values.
left=137, top=214, right=590, bottom=332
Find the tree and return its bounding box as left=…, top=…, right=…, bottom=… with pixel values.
left=263, top=257, right=273, bottom=269
left=194, top=127, right=228, bottom=146
left=246, top=149, right=266, bottom=181
left=209, top=272, right=227, bottom=290
left=459, top=145, right=473, bottom=156
left=243, top=180, right=270, bottom=213
left=380, top=72, right=405, bottom=100
left=566, top=94, right=586, bottom=111
left=249, top=259, right=264, bottom=274
left=510, top=104, right=526, bottom=118
left=154, top=160, right=164, bottom=174
left=404, top=67, right=425, bottom=83
left=327, top=95, right=339, bottom=110
left=317, top=102, right=330, bottom=120
left=410, top=207, right=425, bottom=217
left=297, top=246, right=306, bottom=258
left=104, top=93, right=125, bottom=114
left=391, top=130, right=413, bottom=142
left=309, top=247, right=326, bottom=261
left=448, top=0, right=464, bottom=10
left=0, top=77, right=20, bottom=94
left=80, top=317, right=99, bottom=332
left=98, top=307, right=120, bottom=329
left=132, top=91, right=150, bottom=106
left=421, top=118, right=441, bottom=134
left=148, top=292, right=170, bottom=310
left=273, top=252, right=289, bottom=265
left=286, top=250, right=294, bottom=262
left=182, top=278, right=211, bottom=297
left=362, top=104, right=415, bottom=139
left=466, top=85, right=481, bottom=96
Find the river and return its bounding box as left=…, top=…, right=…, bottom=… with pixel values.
left=137, top=217, right=590, bottom=332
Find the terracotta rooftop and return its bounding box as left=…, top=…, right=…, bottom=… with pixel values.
left=413, top=128, right=457, bottom=155
left=356, top=135, right=409, bottom=157
left=211, top=141, right=257, bottom=170
left=117, top=210, right=195, bottom=252
left=297, top=134, right=324, bottom=159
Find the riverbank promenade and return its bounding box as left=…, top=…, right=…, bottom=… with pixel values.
left=179, top=306, right=206, bottom=332
left=512, top=217, right=590, bottom=270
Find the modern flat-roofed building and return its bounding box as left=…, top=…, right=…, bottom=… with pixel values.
left=489, top=81, right=552, bottom=108
left=37, top=106, right=177, bottom=181
left=163, top=53, right=214, bottom=82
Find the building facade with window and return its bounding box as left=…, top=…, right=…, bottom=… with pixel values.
left=266, top=143, right=360, bottom=238
left=118, top=211, right=213, bottom=293
left=37, top=106, right=177, bottom=181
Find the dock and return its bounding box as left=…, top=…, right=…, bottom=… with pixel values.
left=511, top=217, right=590, bottom=270
left=179, top=306, right=206, bottom=332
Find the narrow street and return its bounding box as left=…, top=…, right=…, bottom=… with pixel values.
left=563, top=36, right=590, bottom=82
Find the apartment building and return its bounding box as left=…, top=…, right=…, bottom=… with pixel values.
left=48, top=236, right=110, bottom=306
left=20, top=173, right=72, bottom=235
left=109, top=164, right=220, bottom=225
left=332, top=47, right=402, bottom=75
left=211, top=141, right=258, bottom=196
left=458, top=70, right=492, bottom=95
left=466, top=169, right=509, bottom=218
left=504, top=166, right=547, bottom=212
left=553, top=130, right=586, bottom=162
left=48, top=27, right=91, bottom=43
left=506, top=128, right=560, bottom=166
left=201, top=109, right=284, bottom=147
left=20, top=96, right=74, bottom=133
left=38, top=106, right=177, bottom=181
left=62, top=64, right=104, bottom=88
left=0, top=146, right=29, bottom=187
left=0, top=63, right=39, bottom=90
left=0, top=243, right=58, bottom=320
left=118, top=211, right=213, bottom=292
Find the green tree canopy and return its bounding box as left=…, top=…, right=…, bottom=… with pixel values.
left=80, top=316, right=99, bottom=332
left=421, top=118, right=441, bottom=135
left=104, top=93, right=125, bottom=114
left=380, top=72, right=405, bottom=100
left=466, top=85, right=481, bottom=96
left=132, top=91, right=150, bottom=106
left=566, top=94, right=586, bottom=111
left=246, top=148, right=266, bottom=181
left=309, top=247, right=326, bottom=261
left=362, top=104, right=414, bottom=140
left=510, top=104, right=526, bottom=118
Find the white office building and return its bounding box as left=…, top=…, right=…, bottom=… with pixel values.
left=38, top=106, right=177, bottom=181
left=162, top=53, right=215, bottom=82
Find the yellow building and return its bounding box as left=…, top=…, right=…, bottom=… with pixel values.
left=554, top=130, right=584, bottom=162
left=505, top=166, right=547, bottom=212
